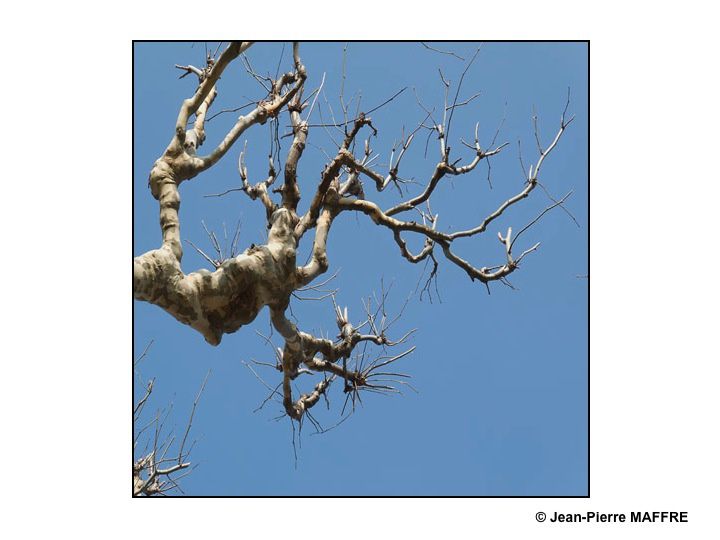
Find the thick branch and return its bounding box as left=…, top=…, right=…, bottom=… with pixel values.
left=296, top=208, right=334, bottom=286
left=294, top=149, right=353, bottom=239
left=282, top=43, right=309, bottom=211
left=134, top=209, right=299, bottom=345
left=184, top=85, right=217, bottom=153
left=293, top=116, right=378, bottom=239
left=174, top=42, right=253, bottom=149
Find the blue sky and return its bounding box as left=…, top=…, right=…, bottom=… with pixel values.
left=134, top=41, right=588, bottom=496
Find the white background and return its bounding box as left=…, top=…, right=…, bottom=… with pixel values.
left=1, top=1, right=718, bottom=538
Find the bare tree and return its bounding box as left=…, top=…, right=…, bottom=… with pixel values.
left=133, top=341, right=209, bottom=496
left=133, top=41, right=573, bottom=424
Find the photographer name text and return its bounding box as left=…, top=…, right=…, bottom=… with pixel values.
left=546, top=511, right=688, bottom=523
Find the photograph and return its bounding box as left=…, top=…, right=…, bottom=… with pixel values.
left=133, top=41, right=589, bottom=496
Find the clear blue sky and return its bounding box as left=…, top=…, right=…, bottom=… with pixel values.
left=133, top=41, right=588, bottom=496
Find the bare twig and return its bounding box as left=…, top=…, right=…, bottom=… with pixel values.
left=420, top=42, right=466, bottom=61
